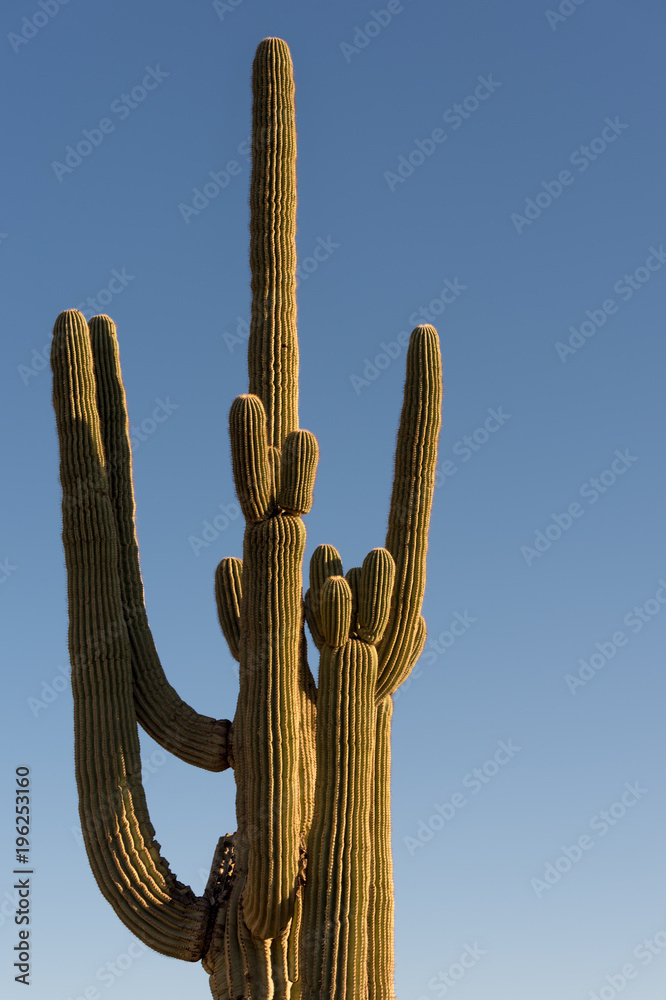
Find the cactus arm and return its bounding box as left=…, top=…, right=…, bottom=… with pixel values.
left=51, top=309, right=210, bottom=959
left=375, top=324, right=443, bottom=700
left=215, top=557, right=242, bottom=662
left=87, top=314, right=232, bottom=771
left=301, top=548, right=395, bottom=1000
left=304, top=544, right=345, bottom=649
left=318, top=575, right=353, bottom=648
left=248, top=37, right=299, bottom=450
left=279, top=430, right=319, bottom=514
left=229, top=394, right=274, bottom=522
left=357, top=549, right=396, bottom=644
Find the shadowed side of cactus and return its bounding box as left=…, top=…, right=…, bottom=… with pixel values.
left=51, top=310, right=212, bottom=960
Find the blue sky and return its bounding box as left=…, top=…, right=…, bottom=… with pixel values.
left=2, top=1, right=666, bottom=998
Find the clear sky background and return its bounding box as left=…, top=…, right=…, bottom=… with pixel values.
left=2, top=1, right=666, bottom=998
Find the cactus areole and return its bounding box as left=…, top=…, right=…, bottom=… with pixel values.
left=51, top=37, right=443, bottom=1000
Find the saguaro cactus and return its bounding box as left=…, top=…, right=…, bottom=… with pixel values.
left=51, top=37, right=442, bottom=999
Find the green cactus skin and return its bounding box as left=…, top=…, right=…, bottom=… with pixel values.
left=50, top=35, right=442, bottom=999
left=87, top=313, right=232, bottom=771
left=375, top=324, right=442, bottom=701
left=51, top=310, right=210, bottom=960
left=301, top=639, right=377, bottom=1000
left=300, top=548, right=395, bottom=1000
left=235, top=512, right=307, bottom=940
left=215, top=557, right=243, bottom=664
left=248, top=36, right=299, bottom=450
left=368, top=697, right=396, bottom=1000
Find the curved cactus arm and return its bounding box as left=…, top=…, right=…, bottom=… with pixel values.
left=248, top=37, right=299, bottom=450
left=87, top=314, right=232, bottom=771
left=51, top=309, right=210, bottom=959
left=376, top=324, right=443, bottom=701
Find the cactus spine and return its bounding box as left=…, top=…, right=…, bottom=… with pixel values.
left=51, top=37, right=442, bottom=999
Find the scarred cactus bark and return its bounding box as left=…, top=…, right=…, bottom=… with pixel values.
left=51, top=36, right=442, bottom=1000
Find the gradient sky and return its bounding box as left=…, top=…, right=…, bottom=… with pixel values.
left=2, top=1, right=666, bottom=998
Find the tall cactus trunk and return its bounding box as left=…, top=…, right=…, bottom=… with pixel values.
left=51, top=36, right=443, bottom=1000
